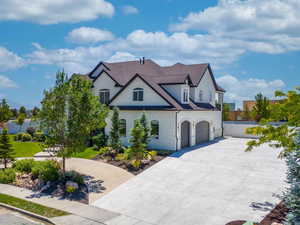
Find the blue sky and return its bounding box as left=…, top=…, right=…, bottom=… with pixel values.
left=0, top=0, right=299, bottom=109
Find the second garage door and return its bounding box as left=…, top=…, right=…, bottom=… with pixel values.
left=196, top=121, right=209, bottom=145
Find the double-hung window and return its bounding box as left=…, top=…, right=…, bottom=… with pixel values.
left=133, top=88, right=144, bottom=101
left=99, top=89, right=110, bottom=104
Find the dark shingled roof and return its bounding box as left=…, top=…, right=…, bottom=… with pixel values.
left=88, top=59, right=225, bottom=111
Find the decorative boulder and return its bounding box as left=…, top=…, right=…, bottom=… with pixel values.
left=66, top=181, right=79, bottom=190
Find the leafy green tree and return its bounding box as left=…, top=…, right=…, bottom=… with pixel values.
left=109, top=107, right=122, bottom=152
left=128, top=120, right=146, bottom=168
left=10, top=109, right=18, bottom=119
left=222, top=104, right=230, bottom=121
left=39, top=71, right=108, bottom=174
left=140, top=113, right=150, bottom=147
left=252, top=93, right=270, bottom=122
left=32, top=107, right=40, bottom=117
left=16, top=113, right=26, bottom=132
left=246, top=87, right=300, bottom=156
left=0, top=128, right=15, bottom=169
left=19, top=106, right=27, bottom=117
left=0, top=99, right=12, bottom=124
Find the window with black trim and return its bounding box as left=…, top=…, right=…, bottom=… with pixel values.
left=199, top=90, right=203, bottom=102
left=99, top=89, right=110, bottom=104
left=119, top=119, right=126, bottom=137
left=133, top=88, right=144, bottom=101
left=151, top=120, right=159, bottom=139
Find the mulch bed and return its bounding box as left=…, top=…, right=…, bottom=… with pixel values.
left=225, top=202, right=289, bottom=225
left=94, top=155, right=167, bottom=175
left=260, top=202, right=288, bottom=225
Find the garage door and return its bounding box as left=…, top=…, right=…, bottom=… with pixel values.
left=196, top=121, right=209, bottom=145
left=181, top=121, right=190, bottom=148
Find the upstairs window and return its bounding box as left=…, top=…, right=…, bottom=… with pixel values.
left=119, top=119, right=126, bottom=137
left=151, top=120, right=159, bottom=139
left=183, top=88, right=189, bottom=103
left=133, top=88, right=144, bottom=101
left=99, top=89, right=110, bottom=104
left=209, top=92, right=213, bottom=102
left=199, top=90, right=203, bottom=102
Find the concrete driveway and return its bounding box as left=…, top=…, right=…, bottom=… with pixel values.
left=93, top=138, right=287, bottom=225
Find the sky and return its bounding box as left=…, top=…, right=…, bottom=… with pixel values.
left=0, top=0, right=299, bottom=109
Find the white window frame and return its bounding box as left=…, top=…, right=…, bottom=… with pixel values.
left=183, top=88, right=189, bottom=103
left=151, top=120, right=159, bottom=139
left=99, top=89, right=110, bottom=104
left=133, top=88, right=144, bottom=101
left=199, top=90, right=203, bottom=102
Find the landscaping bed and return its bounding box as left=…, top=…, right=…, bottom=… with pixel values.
left=225, top=202, right=288, bottom=225
left=95, top=154, right=166, bottom=175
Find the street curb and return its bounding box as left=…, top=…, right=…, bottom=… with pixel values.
left=0, top=202, right=55, bottom=224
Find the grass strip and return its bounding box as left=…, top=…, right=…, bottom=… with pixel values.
left=0, top=193, right=69, bottom=218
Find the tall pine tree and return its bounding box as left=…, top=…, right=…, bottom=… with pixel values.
left=109, top=107, right=121, bottom=152
left=0, top=128, right=14, bottom=169
left=140, top=113, right=150, bottom=147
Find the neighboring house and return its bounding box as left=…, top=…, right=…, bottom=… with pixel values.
left=243, top=100, right=280, bottom=111
left=81, top=59, right=225, bottom=151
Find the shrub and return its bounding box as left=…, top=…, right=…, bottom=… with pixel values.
left=0, top=169, right=16, bottom=184
left=65, top=186, right=76, bottom=193
left=33, top=131, right=46, bottom=142
left=65, top=170, right=84, bottom=185
left=13, top=159, right=35, bottom=173
left=130, top=159, right=141, bottom=169
left=147, top=151, right=157, bottom=160
left=21, top=133, right=32, bottom=142
left=31, top=160, right=60, bottom=182
left=91, top=133, right=108, bottom=149
left=14, top=133, right=24, bottom=141
left=26, top=127, right=36, bottom=137
left=99, top=147, right=111, bottom=156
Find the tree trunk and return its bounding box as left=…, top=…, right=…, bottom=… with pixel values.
left=62, top=156, right=66, bottom=175
left=4, top=158, right=7, bottom=169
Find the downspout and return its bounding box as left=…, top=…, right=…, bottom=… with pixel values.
left=175, top=111, right=179, bottom=151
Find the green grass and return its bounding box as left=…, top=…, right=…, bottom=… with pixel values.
left=0, top=193, right=69, bottom=218
left=72, top=147, right=99, bottom=159
left=9, top=135, right=42, bottom=157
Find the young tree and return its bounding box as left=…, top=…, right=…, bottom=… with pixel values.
left=19, top=106, right=27, bottom=117
left=31, top=107, right=40, bottom=118
left=16, top=113, right=26, bottom=132
left=0, top=128, right=14, bottom=169
left=128, top=120, right=146, bottom=168
left=140, top=113, right=150, bottom=147
left=0, top=99, right=12, bottom=124
left=222, top=104, right=230, bottom=121
left=39, top=71, right=108, bottom=174
left=246, top=87, right=300, bottom=156
left=10, top=109, right=18, bottom=119
left=252, top=93, right=270, bottom=122
left=109, top=107, right=121, bottom=152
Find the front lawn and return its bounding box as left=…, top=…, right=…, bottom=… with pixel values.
left=9, top=135, right=42, bottom=157
left=0, top=193, right=69, bottom=218
left=72, top=147, right=99, bottom=159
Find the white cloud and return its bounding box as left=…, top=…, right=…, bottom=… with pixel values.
left=27, top=30, right=246, bottom=73
left=170, top=0, right=300, bottom=54
left=217, top=74, right=285, bottom=107
left=0, top=75, right=18, bottom=88
left=122, top=5, right=139, bottom=15
left=108, top=52, right=138, bottom=62
left=66, top=27, right=114, bottom=44
left=0, top=0, right=114, bottom=24
left=0, top=47, right=25, bottom=71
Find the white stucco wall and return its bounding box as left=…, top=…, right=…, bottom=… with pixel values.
left=177, top=111, right=222, bottom=149
left=223, top=121, right=260, bottom=138
left=105, top=110, right=177, bottom=150
left=111, top=77, right=170, bottom=106
left=92, top=72, right=121, bottom=100
left=195, top=69, right=216, bottom=106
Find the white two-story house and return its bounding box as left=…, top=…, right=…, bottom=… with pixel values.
left=82, top=58, right=225, bottom=151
